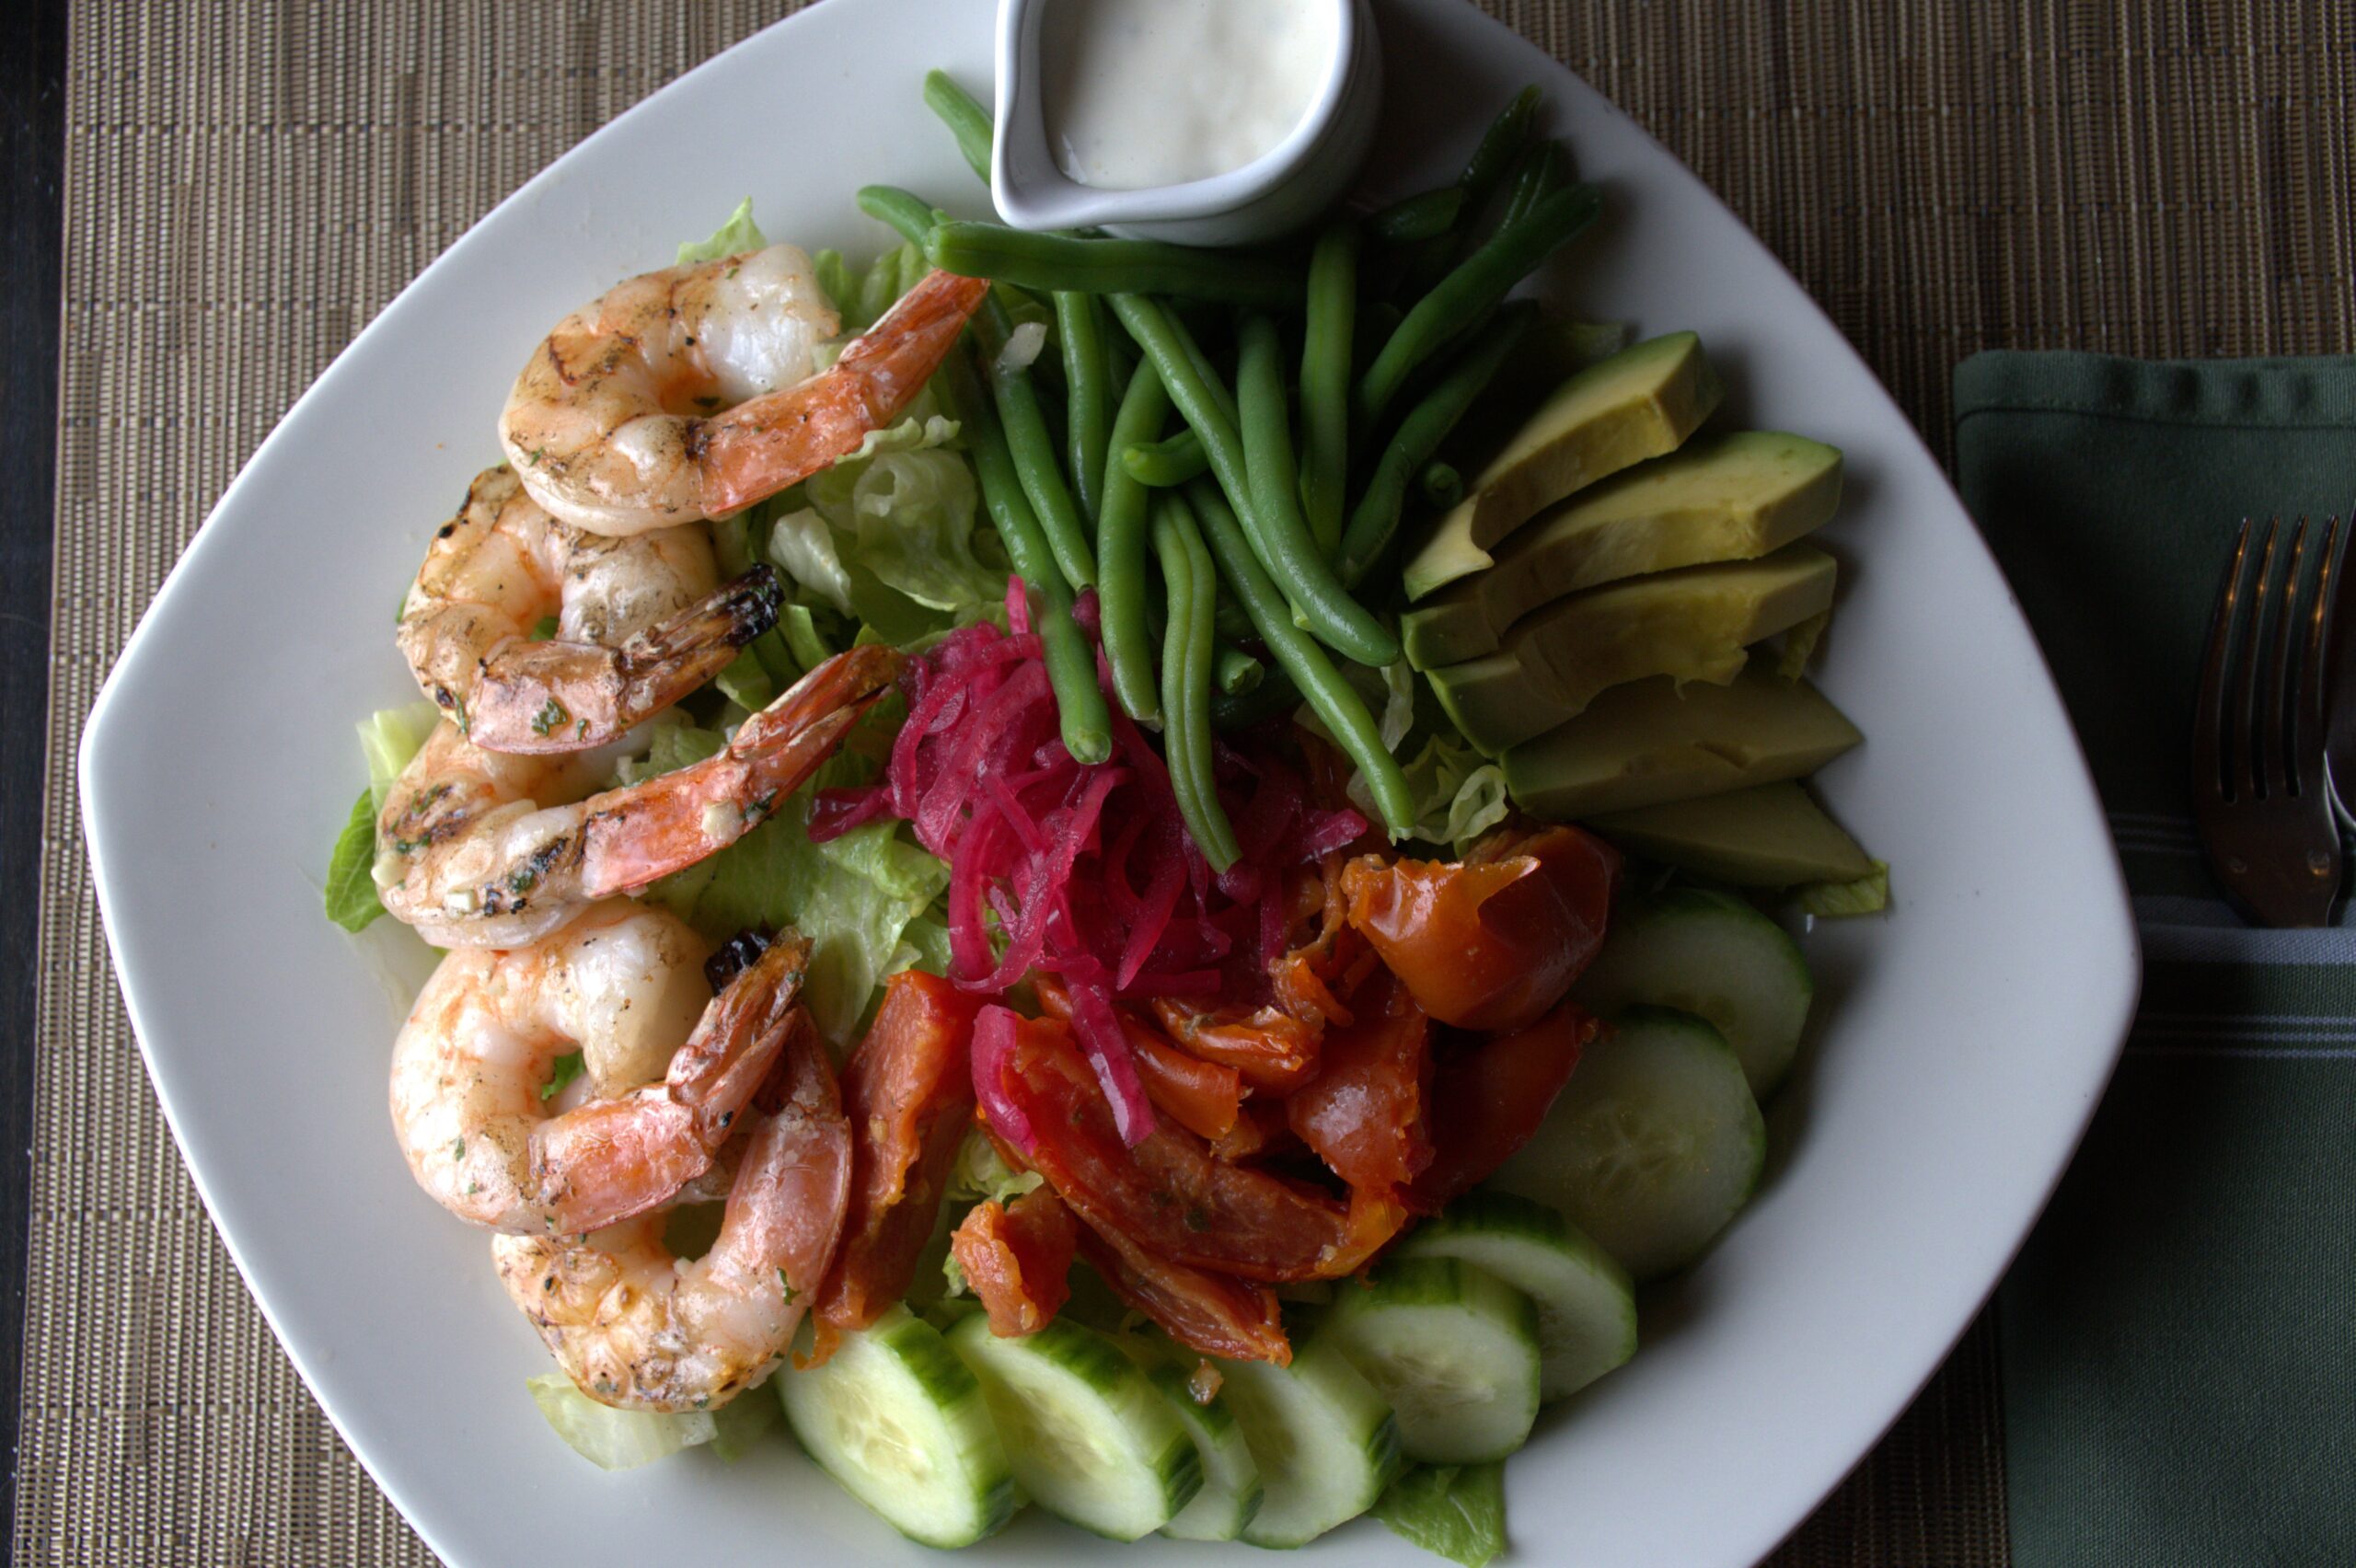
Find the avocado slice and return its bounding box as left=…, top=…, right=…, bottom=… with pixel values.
left=1426, top=543, right=1839, bottom=755
left=1403, top=331, right=1723, bottom=602
left=1403, top=432, right=1843, bottom=669
left=1583, top=781, right=1873, bottom=886
left=1501, top=659, right=1863, bottom=818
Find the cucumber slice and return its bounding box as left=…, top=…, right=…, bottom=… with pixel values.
left=1576, top=887, right=1814, bottom=1094
left=1392, top=1190, right=1637, bottom=1401
left=1328, top=1259, right=1542, bottom=1464
left=1492, top=1006, right=1766, bottom=1280
left=1117, top=1337, right=1265, bottom=1541
left=1218, top=1329, right=1403, bottom=1547
left=946, top=1313, right=1202, bottom=1540
left=526, top=1374, right=714, bottom=1470
left=777, top=1306, right=1015, bottom=1548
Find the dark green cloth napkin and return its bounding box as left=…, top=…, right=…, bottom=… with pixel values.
left=1955, top=352, right=2356, bottom=1568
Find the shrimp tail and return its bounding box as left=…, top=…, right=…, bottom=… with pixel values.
left=698, top=270, right=992, bottom=515
left=524, top=931, right=811, bottom=1235
left=464, top=565, right=786, bottom=753
left=579, top=645, right=907, bottom=898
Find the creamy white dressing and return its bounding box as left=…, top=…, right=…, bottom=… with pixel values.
left=1041, top=0, right=1336, bottom=191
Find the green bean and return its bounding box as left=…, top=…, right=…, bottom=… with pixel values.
left=855, top=184, right=940, bottom=248
left=1459, top=85, right=1542, bottom=207
left=1056, top=293, right=1111, bottom=525
left=1234, top=312, right=1401, bottom=666
left=937, top=351, right=1111, bottom=764
left=922, top=70, right=995, bottom=187
left=1419, top=462, right=1465, bottom=509
left=1214, top=641, right=1265, bottom=696
left=1185, top=478, right=1413, bottom=835
left=976, top=292, right=1096, bottom=590
left=1149, top=493, right=1240, bottom=870
left=1113, top=294, right=1395, bottom=664
left=1499, top=141, right=1566, bottom=230
left=1213, top=594, right=1255, bottom=646
left=1357, top=182, right=1601, bottom=426
left=1097, top=356, right=1173, bottom=723
left=1339, top=304, right=1533, bottom=587
left=1299, top=222, right=1358, bottom=555
left=1211, top=667, right=1299, bottom=731
left=928, top=222, right=1303, bottom=307
left=1177, top=319, right=1240, bottom=426
left=1369, top=187, right=1465, bottom=245
left=1121, top=429, right=1208, bottom=488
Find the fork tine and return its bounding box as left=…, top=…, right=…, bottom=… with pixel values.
left=2294, top=514, right=2341, bottom=796
left=2233, top=517, right=2280, bottom=801
left=2263, top=516, right=2310, bottom=797
left=2196, top=518, right=2254, bottom=803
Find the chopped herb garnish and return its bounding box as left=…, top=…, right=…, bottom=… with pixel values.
left=529, top=698, right=570, bottom=737
left=539, top=1052, right=586, bottom=1103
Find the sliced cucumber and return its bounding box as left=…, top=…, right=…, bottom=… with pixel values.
left=1492, top=1006, right=1766, bottom=1280
left=1392, top=1190, right=1637, bottom=1401
left=1576, top=887, right=1813, bottom=1094
left=777, top=1306, right=1015, bottom=1548
left=1328, top=1259, right=1542, bottom=1464
left=1116, top=1336, right=1265, bottom=1541
left=1218, top=1328, right=1403, bottom=1547
left=946, top=1313, right=1202, bottom=1540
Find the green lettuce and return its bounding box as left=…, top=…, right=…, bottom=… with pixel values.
left=323, top=701, right=442, bottom=932
left=625, top=723, right=949, bottom=1047
left=1794, top=859, right=1889, bottom=917
left=676, top=197, right=766, bottom=266
left=526, top=1374, right=714, bottom=1470
left=1357, top=732, right=1511, bottom=856
left=1372, top=1462, right=1507, bottom=1568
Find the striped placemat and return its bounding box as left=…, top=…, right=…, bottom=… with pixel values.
left=23, top=2, right=2349, bottom=1562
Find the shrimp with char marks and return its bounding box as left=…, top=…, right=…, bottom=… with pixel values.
left=392, top=908, right=814, bottom=1236
left=373, top=644, right=903, bottom=949
left=400, top=464, right=781, bottom=753
left=499, top=243, right=989, bottom=536
left=493, top=1001, right=851, bottom=1412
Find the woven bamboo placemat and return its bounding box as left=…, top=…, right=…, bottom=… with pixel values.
left=23, top=2, right=2351, bottom=1562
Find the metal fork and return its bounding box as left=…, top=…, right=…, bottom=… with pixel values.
left=2192, top=514, right=2345, bottom=927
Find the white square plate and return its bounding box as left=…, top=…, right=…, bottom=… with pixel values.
left=80, top=2, right=2138, bottom=1562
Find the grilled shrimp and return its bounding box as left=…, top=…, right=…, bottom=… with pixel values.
left=498, top=244, right=989, bottom=536
left=492, top=1003, right=851, bottom=1411
left=374, top=644, right=904, bottom=948
left=391, top=912, right=810, bottom=1234
left=400, top=464, right=781, bottom=753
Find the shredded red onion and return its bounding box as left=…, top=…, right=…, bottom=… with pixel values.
left=970, top=1005, right=1036, bottom=1156
left=826, top=588, right=1361, bottom=1147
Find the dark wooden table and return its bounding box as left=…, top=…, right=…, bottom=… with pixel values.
left=0, top=0, right=69, bottom=1551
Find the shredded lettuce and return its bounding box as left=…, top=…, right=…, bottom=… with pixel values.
left=526, top=1374, right=715, bottom=1470
left=1794, top=859, right=1889, bottom=917
left=1372, top=1463, right=1507, bottom=1568
left=323, top=792, right=385, bottom=932
left=676, top=197, right=767, bottom=266
left=768, top=507, right=856, bottom=616
left=622, top=723, right=948, bottom=1047
left=359, top=702, right=442, bottom=813
left=946, top=1127, right=1044, bottom=1205
left=707, top=1386, right=780, bottom=1462
left=324, top=702, right=442, bottom=932
left=1352, top=733, right=1511, bottom=855
left=1377, top=659, right=1417, bottom=753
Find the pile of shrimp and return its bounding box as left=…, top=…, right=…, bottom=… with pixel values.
left=377, top=239, right=987, bottom=1410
